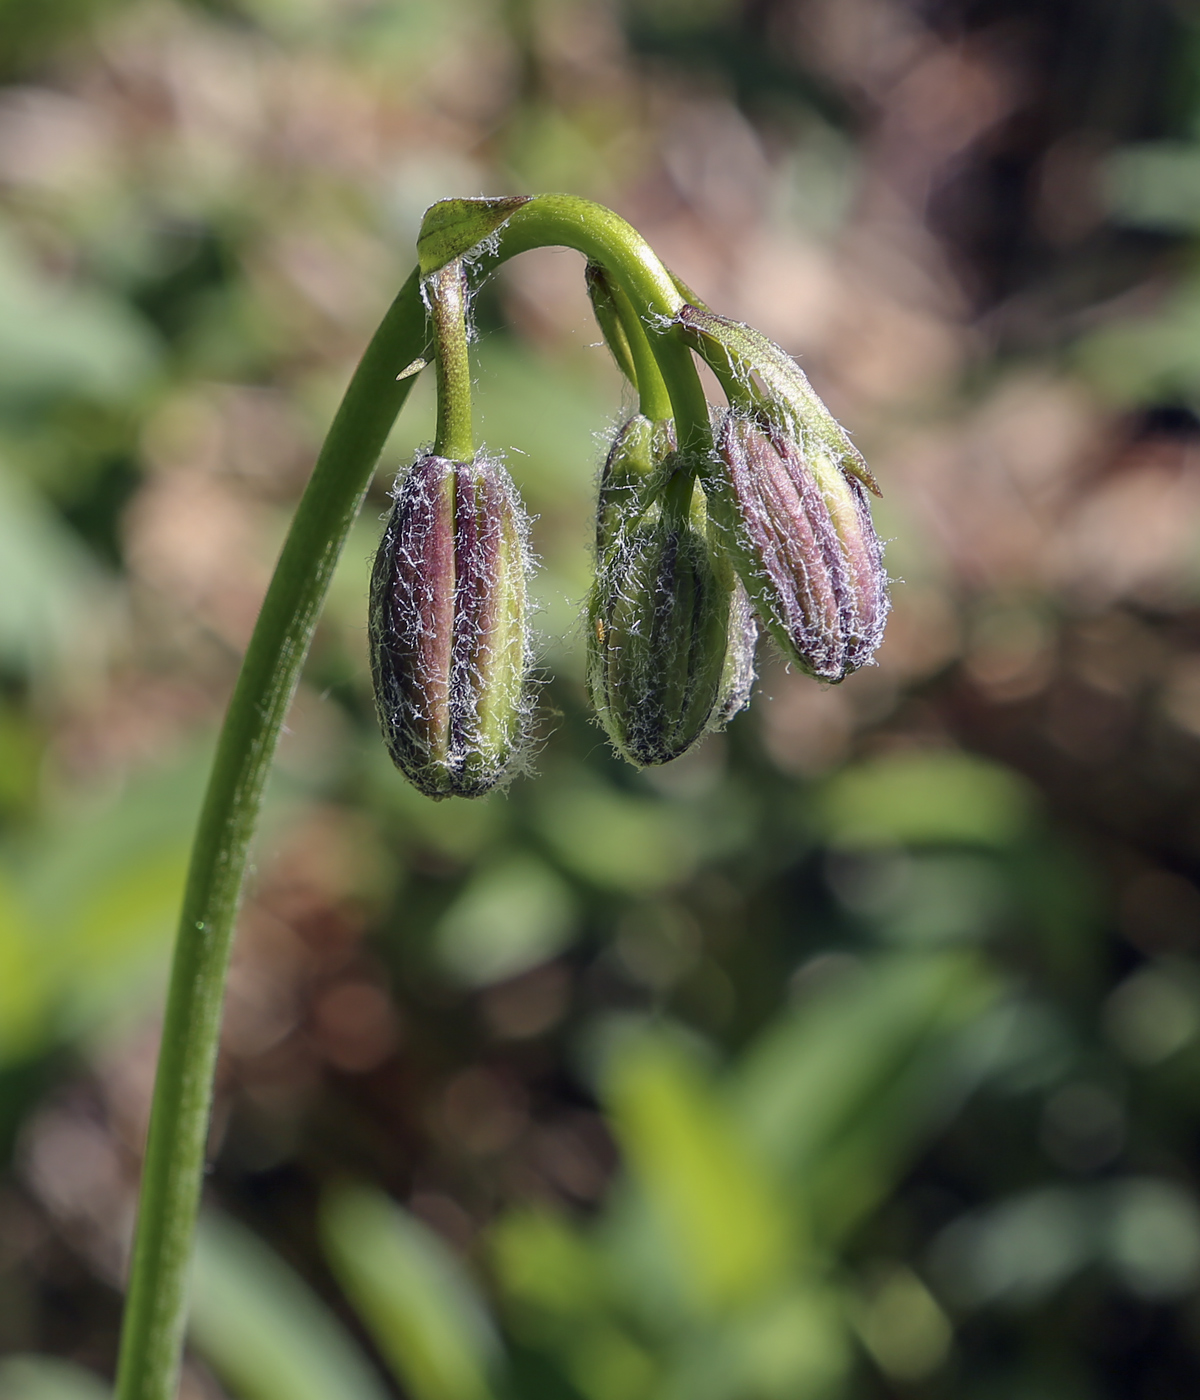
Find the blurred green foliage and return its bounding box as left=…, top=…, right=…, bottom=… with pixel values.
left=4, top=1, right=1200, bottom=1400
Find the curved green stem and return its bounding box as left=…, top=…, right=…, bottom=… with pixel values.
left=430, top=261, right=474, bottom=460
left=481, top=195, right=713, bottom=462
left=113, top=195, right=713, bottom=1400
left=584, top=261, right=672, bottom=422
left=610, top=277, right=672, bottom=423
left=113, top=268, right=430, bottom=1400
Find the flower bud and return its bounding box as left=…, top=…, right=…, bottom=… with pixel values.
left=369, top=452, right=532, bottom=798
left=593, top=413, right=670, bottom=546
left=587, top=417, right=755, bottom=767
left=677, top=304, right=880, bottom=497
left=710, top=413, right=886, bottom=681
left=672, top=303, right=888, bottom=681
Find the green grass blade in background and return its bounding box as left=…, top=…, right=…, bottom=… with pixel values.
left=730, top=953, right=997, bottom=1238
left=732, top=954, right=992, bottom=1170
left=0, top=867, right=47, bottom=1062
left=0, top=753, right=212, bottom=1068
left=601, top=1029, right=792, bottom=1312
left=816, top=751, right=1035, bottom=851
left=0, top=222, right=157, bottom=406
left=490, top=1208, right=607, bottom=1323
left=489, top=1209, right=664, bottom=1400
left=0, top=461, right=116, bottom=691
left=320, top=1183, right=501, bottom=1400
left=188, top=1210, right=389, bottom=1400
left=0, top=1356, right=110, bottom=1400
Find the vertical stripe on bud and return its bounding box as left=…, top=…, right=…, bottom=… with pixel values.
left=587, top=417, right=755, bottom=767
left=710, top=413, right=887, bottom=682
left=370, top=452, right=532, bottom=799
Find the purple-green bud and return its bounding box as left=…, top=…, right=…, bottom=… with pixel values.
left=677, top=304, right=880, bottom=497
left=369, top=452, right=532, bottom=799
left=587, top=416, right=755, bottom=767
left=711, top=413, right=887, bottom=681
left=672, top=303, right=888, bottom=681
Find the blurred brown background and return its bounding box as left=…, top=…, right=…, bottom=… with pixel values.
left=4, top=1, right=1200, bottom=1398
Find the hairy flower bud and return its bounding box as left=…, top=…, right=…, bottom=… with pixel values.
left=593, top=413, right=668, bottom=545
left=673, top=303, right=888, bottom=681
left=587, top=417, right=755, bottom=767
left=369, top=452, right=532, bottom=798
left=711, top=414, right=886, bottom=681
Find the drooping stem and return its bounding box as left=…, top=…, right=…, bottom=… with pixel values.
left=114, top=195, right=715, bottom=1400
left=601, top=276, right=690, bottom=526
left=467, top=194, right=714, bottom=463
left=584, top=262, right=641, bottom=395
left=430, top=260, right=474, bottom=460
left=610, top=276, right=672, bottom=423
left=113, top=270, right=430, bottom=1400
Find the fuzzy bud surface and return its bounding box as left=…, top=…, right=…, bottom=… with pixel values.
left=370, top=452, right=532, bottom=798
left=587, top=416, right=755, bottom=767
left=672, top=304, right=887, bottom=681
left=712, top=414, right=887, bottom=681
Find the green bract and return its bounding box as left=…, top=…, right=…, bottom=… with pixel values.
left=115, top=197, right=891, bottom=1400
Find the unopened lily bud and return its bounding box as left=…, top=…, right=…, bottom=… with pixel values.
left=587, top=418, right=754, bottom=767
left=594, top=413, right=670, bottom=547
left=711, top=413, right=886, bottom=681
left=672, top=303, right=887, bottom=680
left=369, top=452, right=532, bottom=799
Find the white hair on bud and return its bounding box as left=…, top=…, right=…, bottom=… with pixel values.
left=369, top=449, right=539, bottom=799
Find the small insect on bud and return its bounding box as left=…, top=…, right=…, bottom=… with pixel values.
left=676, top=304, right=888, bottom=682
left=587, top=417, right=755, bottom=767
left=369, top=452, right=532, bottom=799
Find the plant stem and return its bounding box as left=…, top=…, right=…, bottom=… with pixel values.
left=113, top=268, right=429, bottom=1400
left=481, top=195, right=714, bottom=462
left=115, top=194, right=714, bottom=1400
left=429, top=261, right=474, bottom=460
left=610, top=277, right=672, bottom=423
